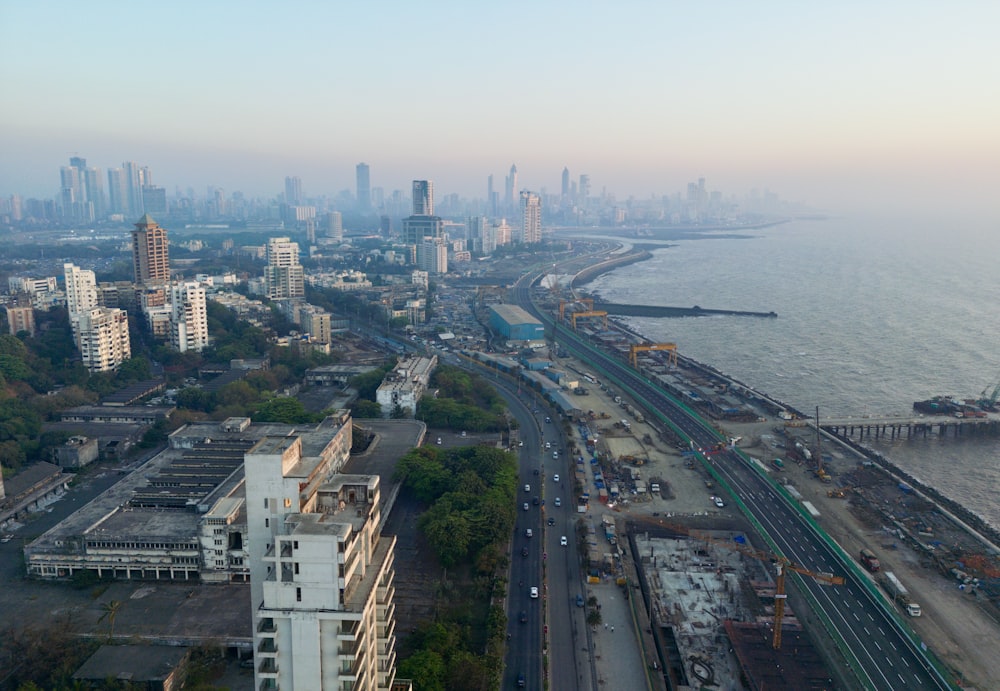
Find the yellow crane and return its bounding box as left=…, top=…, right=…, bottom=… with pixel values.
left=570, top=310, right=608, bottom=330
left=629, top=342, right=678, bottom=368
left=690, top=529, right=844, bottom=649
left=645, top=519, right=846, bottom=649
left=559, top=298, right=594, bottom=322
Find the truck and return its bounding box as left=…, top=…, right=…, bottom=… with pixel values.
left=882, top=571, right=922, bottom=616
left=860, top=548, right=881, bottom=573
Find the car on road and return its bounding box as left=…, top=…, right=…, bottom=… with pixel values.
left=518, top=440, right=523, bottom=447
left=576, top=594, right=585, bottom=607
left=525, top=528, right=533, bottom=538
left=545, top=416, right=551, bottom=423
left=521, top=546, right=528, bottom=557
left=524, top=484, right=530, bottom=492
left=523, top=503, right=529, bottom=511
left=547, top=517, right=556, bottom=526
left=552, top=451, right=558, bottom=459
left=436, top=437, right=442, bottom=445
left=553, top=474, right=559, bottom=482
left=560, top=535, right=568, bottom=546
left=519, top=611, right=527, bottom=623
left=545, top=441, right=551, bottom=449
left=517, top=673, right=526, bottom=687
left=532, top=496, right=539, bottom=506
left=530, top=586, right=539, bottom=599
left=554, top=497, right=561, bottom=507
left=712, top=496, right=725, bottom=508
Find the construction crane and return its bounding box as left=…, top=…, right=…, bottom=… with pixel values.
left=629, top=342, right=678, bottom=368
left=558, top=298, right=594, bottom=323
left=570, top=310, right=608, bottom=330
left=648, top=522, right=845, bottom=649
left=978, top=373, right=1000, bottom=411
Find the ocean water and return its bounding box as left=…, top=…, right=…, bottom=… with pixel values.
left=584, top=216, right=1000, bottom=528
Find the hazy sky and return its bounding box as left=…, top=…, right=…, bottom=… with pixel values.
left=2, top=1, right=999, bottom=215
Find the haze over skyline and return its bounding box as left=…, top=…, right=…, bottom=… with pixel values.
left=2, top=1, right=999, bottom=216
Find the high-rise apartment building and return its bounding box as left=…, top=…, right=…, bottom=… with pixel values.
left=265, top=237, right=305, bottom=300
left=417, top=236, right=448, bottom=274
left=285, top=176, right=303, bottom=205
left=356, top=163, right=371, bottom=211
left=170, top=282, right=209, bottom=353
left=520, top=191, right=542, bottom=244
left=76, top=307, right=131, bottom=373
left=131, top=214, right=171, bottom=285
left=411, top=180, right=433, bottom=216
left=82, top=167, right=105, bottom=217
left=123, top=161, right=143, bottom=216
left=561, top=167, right=570, bottom=201
left=64, top=262, right=99, bottom=320
left=578, top=174, right=591, bottom=203
left=243, top=419, right=399, bottom=690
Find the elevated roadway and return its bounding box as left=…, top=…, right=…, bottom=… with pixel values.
left=512, top=273, right=953, bottom=691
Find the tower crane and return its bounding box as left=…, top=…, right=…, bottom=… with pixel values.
left=652, top=522, right=845, bottom=649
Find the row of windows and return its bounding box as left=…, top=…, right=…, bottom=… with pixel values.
left=88, top=541, right=194, bottom=551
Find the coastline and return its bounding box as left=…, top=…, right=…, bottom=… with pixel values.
left=569, top=248, right=999, bottom=543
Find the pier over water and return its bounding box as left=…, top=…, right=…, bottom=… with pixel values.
left=787, top=415, right=1000, bottom=441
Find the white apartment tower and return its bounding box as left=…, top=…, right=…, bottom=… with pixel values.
left=265, top=237, right=305, bottom=300
left=416, top=237, right=448, bottom=275
left=243, top=418, right=399, bottom=690
left=170, top=281, right=209, bottom=352
left=520, top=191, right=542, bottom=244
left=76, top=307, right=131, bottom=372
left=64, top=262, right=99, bottom=319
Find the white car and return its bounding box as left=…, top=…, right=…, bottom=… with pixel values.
left=523, top=503, right=529, bottom=511
left=552, top=451, right=558, bottom=459
left=524, top=484, right=530, bottom=493
left=530, top=586, right=539, bottom=599
left=713, top=496, right=725, bottom=508
left=545, top=442, right=551, bottom=449
left=553, top=474, right=560, bottom=483
left=560, top=536, right=568, bottom=547
left=554, top=497, right=561, bottom=507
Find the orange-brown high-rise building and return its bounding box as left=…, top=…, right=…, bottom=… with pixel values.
left=131, top=214, right=170, bottom=285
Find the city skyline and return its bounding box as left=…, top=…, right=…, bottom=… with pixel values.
left=2, top=2, right=999, bottom=217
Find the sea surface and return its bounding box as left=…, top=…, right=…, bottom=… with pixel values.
left=583, top=216, right=1000, bottom=529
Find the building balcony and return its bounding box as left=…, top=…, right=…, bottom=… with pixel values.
left=258, top=679, right=278, bottom=691
left=377, top=601, right=395, bottom=623
left=337, top=639, right=359, bottom=658
left=378, top=649, right=396, bottom=674
left=259, top=657, right=278, bottom=675
left=257, top=617, right=276, bottom=634
left=336, top=621, right=359, bottom=640
left=257, top=638, right=277, bottom=654
left=377, top=583, right=395, bottom=605
left=378, top=618, right=396, bottom=641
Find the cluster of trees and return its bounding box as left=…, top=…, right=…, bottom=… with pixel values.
left=394, top=444, right=516, bottom=691
left=346, top=360, right=397, bottom=419
left=415, top=366, right=510, bottom=432
left=395, top=445, right=518, bottom=570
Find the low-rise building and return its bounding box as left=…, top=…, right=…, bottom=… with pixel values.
left=375, top=355, right=437, bottom=417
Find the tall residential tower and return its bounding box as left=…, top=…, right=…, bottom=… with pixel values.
left=131, top=214, right=171, bottom=285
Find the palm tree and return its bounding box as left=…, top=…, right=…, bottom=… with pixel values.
left=98, top=600, right=122, bottom=641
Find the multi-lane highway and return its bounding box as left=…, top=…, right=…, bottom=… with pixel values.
left=512, top=274, right=951, bottom=690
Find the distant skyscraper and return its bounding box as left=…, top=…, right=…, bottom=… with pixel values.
left=131, top=214, right=171, bottom=285
left=505, top=164, right=518, bottom=210
left=520, top=191, right=541, bottom=244
left=60, top=165, right=82, bottom=218
left=285, top=176, right=302, bottom=205
left=412, top=180, right=433, bottom=215
left=326, top=211, right=343, bottom=242
left=107, top=168, right=128, bottom=215
left=417, top=236, right=448, bottom=274
left=83, top=167, right=105, bottom=217
left=561, top=167, right=570, bottom=201
left=123, top=161, right=143, bottom=216
left=356, top=163, right=371, bottom=211
left=579, top=174, right=591, bottom=203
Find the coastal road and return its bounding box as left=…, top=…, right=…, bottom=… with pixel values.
left=512, top=274, right=951, bottom=691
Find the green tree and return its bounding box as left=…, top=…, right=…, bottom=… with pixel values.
left=397, top=649, right=446, bottom=691
left=350, top=399, right=383, bottom=418
left=254, top=397, right=319, bottom=424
